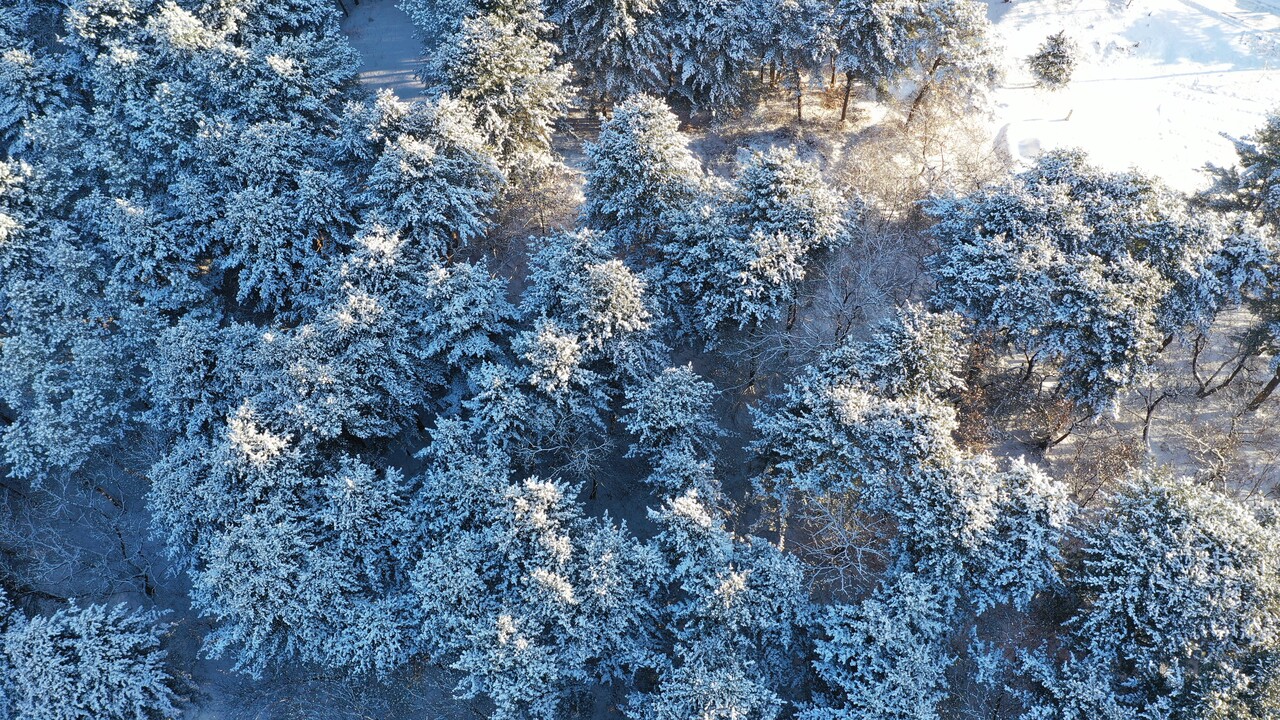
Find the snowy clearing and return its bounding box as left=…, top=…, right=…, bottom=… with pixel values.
left=987, top=0, right=1280, bottom=191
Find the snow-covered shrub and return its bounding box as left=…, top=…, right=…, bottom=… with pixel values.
left=1028, top=31, right=1077, bottom=90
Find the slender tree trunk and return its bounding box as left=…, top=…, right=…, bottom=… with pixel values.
left=1142, top=392, right=1167, bottom=445
left=1197, top=355, right=1250, bottom=398
left=906, top=58, right=943, bottom=125
left=1021, top=350, right=1039, bottom=385
left=840, top=71, right=853, bottom=122
left=793, top=68, right=804, bottom=121
left=906, top=83, right=929, bottom=125
left=1247, top=369, right=1280, bottom=411
left=1041, top=423, right=1075, bottom=451
left=830, top=56, right=837, bottom=86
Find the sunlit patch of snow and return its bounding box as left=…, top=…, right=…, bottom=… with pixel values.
left=986, top=0, right=1280, bottom=191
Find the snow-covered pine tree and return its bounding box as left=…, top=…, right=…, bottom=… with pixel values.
left=1023, top=468, right=1280, bottom=719
left=667, top=147, right=844, bottom=333
left=1208, top=109, right=1280, bottom=231
left=1, top=599, right=183, bottom=720
left=149, top=405, right=421, bottom=678
left=628, top=490, right=811, bottom=720
left=0, top=40, right=68, bottom=152
left=359, top=93, right=505, bottom=259
left=1028, top=31, right=1077, bottom=90
left=804, top=572, right=954, bottom=720
left=1202, top=111, right=1280, bottom=409
left=0, top=217, right=150, bottom=482
left=724, top=147, right=845, bottom=248
left=831, top=0, right=906, bottom=121
left=900, top=0, right=1001, bottom=123
left=622, top=365, right=722, bottom=496
left=423, top=0, right=570, bottom=175
left=658, top=0, right=756, bottom=112
left=514, top=229, right=666, bottom=475
left=750, top=306, right=1071, bottom=598
left=521, top=229, right=662, bottom=378
left=198, top=119, right=352, bottom=312
left=549, top=0, right=666, bottom=104
left=400, top=0, right=487, bottom=47
left=0, top=0, right=386, bottom=481
left=927, top=149, right=1226, bottom=416
left=582, top=95, right=703, bottom=251
left=266, top=224, right=514, bottom=439
left=31, top=0, right=364, bottom=314
left=622, top=365, right=720, bottom=463
left=756, top=0, right=835, bottom=121
left=412, top=464, right=662, bottom=720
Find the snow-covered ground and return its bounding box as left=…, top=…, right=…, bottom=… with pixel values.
left=339, top=0, right=430, bottom=102
left=987, top=0, right=1280, bottom=191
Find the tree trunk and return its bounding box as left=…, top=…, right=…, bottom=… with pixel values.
left=906, top=84, right=928, bottom=125
left=1197, top=354, right=1250, bottom=398
left=1021, top=350, right=1039, bottom=385
left=1142, top=393, right=1167, bottom=445
left=830, top=57, right=837, bottom=86
left=906, top=58, right=944, bottom=125
left=1247, top=369, right=1280, bottom=411
left=840, top=72, right=853, bottom=122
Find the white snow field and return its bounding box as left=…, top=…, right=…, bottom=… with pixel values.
left=987, top=0, right=1280, bottom=191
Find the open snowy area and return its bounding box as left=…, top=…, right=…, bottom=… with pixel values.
left=3, top=0, right=1280, bottom=718
left=989, top=0, right=1280, bottom=190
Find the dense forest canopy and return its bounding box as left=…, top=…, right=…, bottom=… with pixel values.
left=1, top=0, right=1279, bottom=718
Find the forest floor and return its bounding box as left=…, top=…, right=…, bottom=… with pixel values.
left=339, top=0, right=430, bottom=103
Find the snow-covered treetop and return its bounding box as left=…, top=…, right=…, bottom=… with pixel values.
left=926, top=149, right=1236, bottom=414
left=584, top=95, right=703, bottom=249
